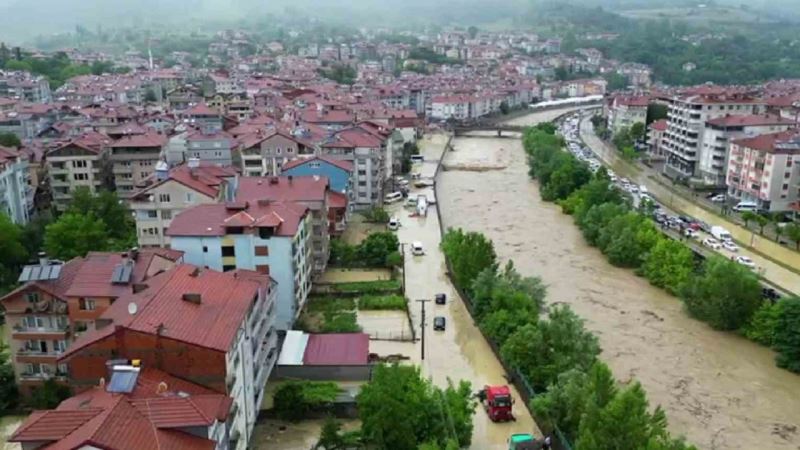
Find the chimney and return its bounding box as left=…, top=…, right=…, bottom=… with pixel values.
left=38, top=252, right=48, bottom=266
left=130, top=247, right=139, bottom=261
left=156, top=381, right=168, bottom=395
left=182, top=293, right=202, bottom=304
left=189, top=267, right=200, bottom=277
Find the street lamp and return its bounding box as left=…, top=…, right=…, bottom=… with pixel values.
left=399, top=242, right=407, bottom=294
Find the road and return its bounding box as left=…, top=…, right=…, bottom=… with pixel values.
left=386, top=133, right=541, bottom=449
left=577, top=113, right=800, bottom=295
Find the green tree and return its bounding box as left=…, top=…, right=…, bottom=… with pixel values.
left=641, top=238, right=694, bottom=294
left=787, top=224, right=800, bottom=250
left=67, top=188, right=135, bottom=245
left=499, top=101, right=510, bottom=115
left=273, top=381, right=340, bottom=422
left=773, top=297, right=800, bottom=373
left=754, top=214, right=770, bottom=235
left=0, top=132, right=21, bottom=148
left=541, top=157, right=592, bottom=201
left=603, top=72, right=629, bottom=91
left=27, top=378, right=71, bottom=409
left=502, top=305, right=600, bottom=391
left=741, top=211, right=757, bottom=228
left=597, top=212, right=660, bottom=268
left=44, top=213, right=110, bottom=260
left=646, top=104, right=668, bottom=125
left=743, top=301, right=784, bottom=346
left=0, top=213, right=30, bottom=294
left=579, top=202, right=629, bottom=246
left=630, top=122, right=646, bottom=143
left=467, top=26, right=479, bottom=39
left=0, top=344, right=19, bottom=412
left=681, top=257, right=762, bottom=331
left=575, top=383, right=660, bottom=450
left=562, top=172, right=625, bottom=220
left=441, top=228, right=497, bottom=295
left=357, top=232, right=399, bottom=267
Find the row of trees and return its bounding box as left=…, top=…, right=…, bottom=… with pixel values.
left=523, top=124, right=800, bottom=373
left=0, top=48, right=127, bottom=88
left=439, top=226, right=694, bottom=449
left=329, top=232, right=402, bottom=268
left=740, top=211, right=800, bottom=250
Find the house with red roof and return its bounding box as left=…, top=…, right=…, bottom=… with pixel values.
left=129, top=161, right=238, bottom=248
left=238, top=128, right=312, bottom=177
left=274, top=330, right=371, bottom=381
left=0, top=249, right=182, bottom=397
left=321, top=125, right=388, bottom=210
left=9, top=366, right=232, bottom=450
left=646, top=119, right=669, bottom=160
left=167, top=201, right=312, bottom=329
left=108, top=131, right=168, bottom=198
left=45, top=131, right=113, bottom=211
left=56, top=264, right=278, bottom=450
left=727, top=129, right=800, bottom=212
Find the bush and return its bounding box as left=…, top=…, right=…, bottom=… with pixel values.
left=359, top=295, right=407, bottom=310
left=362, top=207, right=390, bottom=223
left=306, top=297, right=356, bottom=313
left=641, top=238, right=695, bottom=294
left=329, top=279, right=402, bottom=294
left=321, top=311, right=361, bottom=333
left=441, top=228, right=497, bottom=296
left=273, top=381, right=340, bottom=421
left=744, top=301, right=784, bottom=346
left=774, top=297, right=800, bottom=373
left=27, top=379, right=71, bottom=409
left=329, top=232, right=399, bottom=268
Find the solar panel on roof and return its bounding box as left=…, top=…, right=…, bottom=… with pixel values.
left=48, top=265, right=62, bottom=280
left=110, top=263, right=133, bottom=284
left=29, top=266, right=42, bottom=281
left=18, top=266, right=32, bottom=282
left=107, top=369, right=139, bottom=393
left=18, top=263, right=65, bottom=282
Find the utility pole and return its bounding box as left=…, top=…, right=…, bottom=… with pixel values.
left=399, top=243, right=407, bottom=294
left=416, top=299, right=431, bottom=360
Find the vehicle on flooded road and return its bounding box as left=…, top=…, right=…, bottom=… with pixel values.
left=411, top=241, right=425, bottom=256
left=736, top=255, right=756, bottom=269
left=702, top=237, right=722, bottom=250
left=435, top=293, right=446, bottom=304
left=433, top=316, right=446, bottom=330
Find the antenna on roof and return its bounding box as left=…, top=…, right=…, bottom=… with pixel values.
left=128, top=302, right=138, bottom=316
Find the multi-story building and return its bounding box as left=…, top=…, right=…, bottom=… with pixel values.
left=0, top=71, right=51, bottom=103
left=130, top=161, right=238, bottom=248
left=0, top=249, right=181, bottom=397
left=108, top=131, right=167, bottom=198
left=321, top=125, right=387, bottom=210
left=185, top=129, right=236, bottom=166
left=430, top=95, right=472, bottom=121
left=697, top=114, right=795, bottom=187
left=0, top=145, right=32, bottom=224
left=58, top=264, right=278, bottom=450
left=239, top=129, right=312, bottom=177
left=281, top=155, right=354, bottom=196
left=236, top=176, right=331, bottom=276
left=661, top=91, right=762, bottom=182
left=167, top=201, right=312, bottom=330
left=10, top=366, right=233, bottom=450
left=45, top=131, right=112, bottom=211
left=646, top=119, right=668, bottom=161
left=186, top=102, right=223, bottom=133
left=607, top=95, right=650, bottom=134
left=726, top=130, right=800, bottom=212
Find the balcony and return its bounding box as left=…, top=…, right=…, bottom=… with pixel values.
left=12, top=324, right=68, bottom=340
left=19, top=371, right=68, bottom=382
left=16, top=349, right=62, bottom=363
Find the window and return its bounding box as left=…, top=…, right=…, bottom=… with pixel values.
left=25, top=292, right=39, bottom=304
left=74, top=321, right=88, bottom=332
left=202, top=246, right=208, bottom=253
left=158, top=193, right=171, bottom=203
left=222, top=264, right=236, bottom=272
left=53, top=340, right=67, bottom=353
left=222, top=246, right=236, bottom=257
left=258, top=227, right=274, bottom=239
left=276, top=147, right=282, bottom=155
left=255, top=246, right=269, bottom=256
left=73, top=173, right=88, bottom=181
left=147, top=210, right=158, bottom=218
left=309, top=162, right=321, bottom=169
left=58, top=364, right=68, bottom=375
left=783, top=183, right=789, bottom=190
left=162, top=210, right=172, bottom=220
left=79, top=298, right=96, bottom=311
left=72, top=160, right=87, bottom=168
left=185, top=192, right=194, bottom=203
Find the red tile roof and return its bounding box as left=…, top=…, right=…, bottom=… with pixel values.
left=283, top=155, right=354, bottom=172
left=236, top=175, right=329, bottom=203
left=323, top=126, right=384, bottom=149
left=64, top=252, right=149, bottom=299
left=109, top=131, right=167, bottom=148
left=167, top=201, right=308, bottom=237
left=328, top=190, right=348, bottom=209
left=131, top=163, right=237, bottom=200
left=303, top=333, right=369, bottom=365
left=650, top=119, right=668, bottom=132
left=732, top=130, right=800, bottom=153
left=706, top=114, right=795, bottom=127
left=613, top=95, right=650, bottom=108
left=185, top=103, right=218, bottom=117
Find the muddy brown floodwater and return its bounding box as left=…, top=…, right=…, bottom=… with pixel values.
left=436, top=111, right=800, bottom=450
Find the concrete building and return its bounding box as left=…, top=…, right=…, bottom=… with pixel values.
left=697, top=114, right=796, bottom=187
left=167, top=201, right=312, bottom=330
left=0, top=71, right=51, bottom=103
left=236, top=176, right=331, bottom=276
left=45, top=132, right=112, bottom=211
left=321, top=126, right=387, bottom=210
left=646, top=119, right=668, bottom=161
left=275, top=331, right=371, bottom=381
left=185, top=130, right=236, bottom=166
left=9, top=366, right=233, bottom=450
left=108, top=131, right=168, bottom=198
left=607, top=95, right=650, bottom=134
left=129, top=161, right=238, bottom=248
left=59, top=264, right=278, bottom=450
left=0, top=145, right=32, bottom=224
left=239, top=130, right=312, bottom=177
left=0, top=249, right=181, bottom=397
left=661, top=91, right=761, bottom=182
left=727, top=130, right=800, bottom=213
left=281, top=155, right=354, bottom=196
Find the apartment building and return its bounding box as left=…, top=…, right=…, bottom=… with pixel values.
left=430, top=95, right=472, bottom=121
left=239, top=129, right=313, bottom=177
left=129, top=161, right=238, bottom=248
left=10, top=366, right=233, bottom=450
left=0, top=249, right=181, bottom=397
left=661, top=91, right=762, bottom=182
left=607, top=95, right=650, bottom=134
left=0, top=71, right=51, bottom=103
left=727, top=130, right=800, bottom=212
left=45, top=131, right=112, bottom=211
left=59, top=265, right=278, bottom=450
left=0, top=145, right=32, bottom=224
left=186, top=129, right=236, bottom=166
left=697, top=114, right=795, bottom=187
left=321, top=125, right=387, bottom=210
left=282, top=155, right=354, bottom=196
left=647, top=119, right=668, bottom=160
left=167, top=201, right=312, bottom=329
left=186, top=102, right=223, bottom=133
left=108, top=131, right=168, bottom=198
left=236, top=176, right=331, bottom=276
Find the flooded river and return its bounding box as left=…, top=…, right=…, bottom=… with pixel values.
left=436, top=110, right=800, bottom=450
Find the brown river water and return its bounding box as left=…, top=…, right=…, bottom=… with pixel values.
left=436, top=110, right=800, bottom=450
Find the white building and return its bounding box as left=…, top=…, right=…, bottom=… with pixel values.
left=0, top=145, right=32, bottom=224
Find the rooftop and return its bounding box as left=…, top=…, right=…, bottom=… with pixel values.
left=167, top=201, right=308, bottom=237
left=236, top=175, right=330, bottom=204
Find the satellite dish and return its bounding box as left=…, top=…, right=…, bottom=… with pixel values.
left=128, top=302, right=138, bottom=315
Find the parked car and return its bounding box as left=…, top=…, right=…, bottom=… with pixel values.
left=435, top=293, right=447, bottom=305
left=702, top=238, right=722, bottom=250
left=388, top=216, right=400, bottom=231
left=735, top=255, right=756, bottom=269
left=684, top=228, right=699, bottom=239
left=762, top=287, right=781, bottom=302
left=433, top=316, right=446, bottom=331
left=722, top=240, right=739, bottom=252
left=411, top=241, right=425, bottom=256
left=710, top=194, right=726, bottom=203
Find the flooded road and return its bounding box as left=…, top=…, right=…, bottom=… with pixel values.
left=437, top=110, right=800, bottom=450
left=578, top=114, right=800, bottom=295
left=388, top=134, right=542, bottom=449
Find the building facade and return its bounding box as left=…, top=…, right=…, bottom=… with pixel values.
left=0, top=145, right=32, bottom=224
left=108, top=131, right=167, bottom=198
left=45, top=132, right=111, bottom=211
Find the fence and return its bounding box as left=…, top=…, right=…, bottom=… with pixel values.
left=367, top=328, right=416, bottom=342
left=434, top=118, right=578, bottom=450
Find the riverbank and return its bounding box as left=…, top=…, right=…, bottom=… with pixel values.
left=438, top=115, right=800, bottom=450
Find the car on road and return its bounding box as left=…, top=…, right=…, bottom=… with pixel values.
left=411, top=241, right=425, bottom=256
left=388, top=216, right=400, bottom=231
left=735, top=255, right=756, bottom=269
left=710, top=194, right=726, bottom=203
left=433, top=316, right=446, bottom=331
left=435, top=293, right=447, bottom=305
left=722, top=240, right=739, bottom=252
left=684, top=228, right=699, bottom=239
left=702, top=237, right=722, bottom=250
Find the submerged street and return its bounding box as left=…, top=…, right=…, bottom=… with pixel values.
left=434, top=109, right=800, bottom=450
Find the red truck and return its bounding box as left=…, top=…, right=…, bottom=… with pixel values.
left=478, top=385, right=516, bottom=422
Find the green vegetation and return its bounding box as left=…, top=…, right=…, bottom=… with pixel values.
left=0, top=51, right=125, bottom=88
left=401, top=142, right=421, bottom=174
left=357, top=364, right=475, bottom=450
left=273, top=381, right=341, bottom=421
left=296, top=297, right=361, bottom=333
left=315, top=418, right=363, bottom=450
left=358, top=295, right=406, bottom=310
left=0, top=132, right=21, bottom=148
left=0, top=214, right=30, bottom=295
left=329, top=231, right=400, bottom=268
left=362, top=207, right=390, bottom=224
left=407, top=47, right=463, bottom=65
left=523, top=121, right=800, bottom=375
left=318, top=64, right=357, bottom=85
left=326, top=279, right=402, bottom=294
left=27, top=378, right=71, bottom=409
left=440, top=228, right=497, bottom=297
left=0, top=344, right=19, bottom=413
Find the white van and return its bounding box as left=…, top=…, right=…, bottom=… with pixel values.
left=411, top=241, right=425, bottom=256
left=384, top=192, right=403, bottom=204
left=733, top=201, right=758, bottom=212
left=388, top=216, right=400, bottom=231
left=711, top=226, right=732, bottom=242
left=405, top=194, right=418, bottom=208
